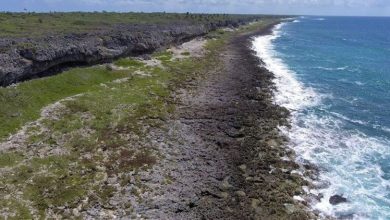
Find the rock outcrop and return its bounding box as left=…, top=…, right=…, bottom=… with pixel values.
left=0, top=19, right=258, bottom=86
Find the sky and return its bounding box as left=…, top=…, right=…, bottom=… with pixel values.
left=1, top=0, right=389, bottom=16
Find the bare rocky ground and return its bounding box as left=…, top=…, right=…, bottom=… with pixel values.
left=168, top=38, right=207, bottom=59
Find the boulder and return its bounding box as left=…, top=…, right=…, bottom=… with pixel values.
left=329, top=195, right=347, bottom=205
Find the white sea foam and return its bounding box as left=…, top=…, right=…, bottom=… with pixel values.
left=286, top=112, right=390, bottom=218
left=329, top=111, right=369, bottom=126
left=252, top=22, right=390, bottom=219
left=252, top=24, right=319, bottom=111
left=381, top=126, right=390, bottom=134
left=315, top=66, right=349, bottom=71
left=355, top=81, right=365, bottom=86
left=294, top=195, right=305, bottom=201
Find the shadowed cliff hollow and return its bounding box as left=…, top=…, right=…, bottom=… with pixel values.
left=0, top=12, right=270, bottom=86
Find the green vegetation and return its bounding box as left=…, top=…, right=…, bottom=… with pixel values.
left=0, top=199, right=32, bottom=220
left=0, top=12, right=271, bottom=37
left=0, top=46, right=200, bottom=218
left=181, top=51, right=191, bottom=56
left=153, top=51, right=174, bottom=66
left=0, top=67, right=129, bottom=140
left=114, top=58, right=145, bottom=68
left=0, top=20, right=279, bottom=218
left=0, top=152, right=24, bottom=168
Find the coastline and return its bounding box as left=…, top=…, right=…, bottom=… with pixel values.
left=0, top=20, right=316, bottom=219
left=232, top=22, right=317, bottom=219
left=251, top=20, right=322, bottom=218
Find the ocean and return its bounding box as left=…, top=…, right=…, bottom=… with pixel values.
left=253, top=17, right=390, bottom=219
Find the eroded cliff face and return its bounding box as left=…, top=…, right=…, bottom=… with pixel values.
left=0, top=20, right=250, bottom=86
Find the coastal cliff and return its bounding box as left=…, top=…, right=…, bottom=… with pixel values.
left=0, top=16, right=260, bottom=86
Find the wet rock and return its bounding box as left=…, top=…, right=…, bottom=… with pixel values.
left=329, top=195, right=348, bottom=205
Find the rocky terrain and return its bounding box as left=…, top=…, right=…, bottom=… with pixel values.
left=0, top=16, right=318, bottom=219
left=0, top=15, right=263, bottom=86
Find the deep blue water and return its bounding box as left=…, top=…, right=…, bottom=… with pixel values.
left=253, top=17, right=390, bottom=219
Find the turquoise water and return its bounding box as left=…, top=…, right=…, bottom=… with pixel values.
left=253, top=17, right=390, bottom=219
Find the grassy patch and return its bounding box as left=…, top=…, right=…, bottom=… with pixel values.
left=0, top=152, right=24, bottom=168
left=0, top=66, right=129, bottom=140
left=25, top=174, right=87, bottom=214
left=0, top=57, right=178, bottom=217
left=153, top=51, right=173, bottom=62
left=0, top=12, right=271, bottom=37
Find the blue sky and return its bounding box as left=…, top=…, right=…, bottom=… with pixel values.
left=1, top=0, right=389, bottom=16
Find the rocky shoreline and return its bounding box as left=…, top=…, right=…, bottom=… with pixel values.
left=0, top=18, right=261, bottom=86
